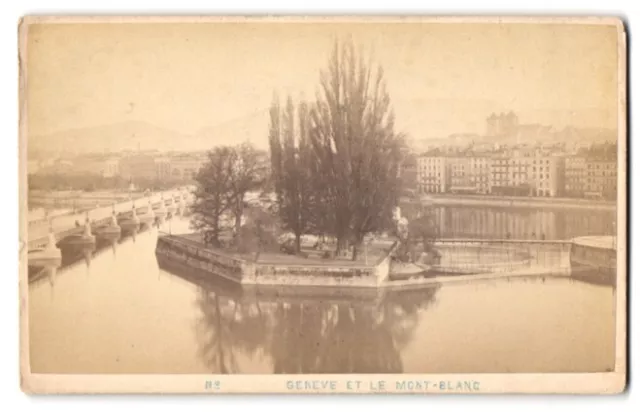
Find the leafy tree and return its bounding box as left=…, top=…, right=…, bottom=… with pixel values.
left=307, top=39, right=406, bottom=259
left=192, top=143, right=268, bottom=248
left=227, top=143, right=269, bottom=243
left=268, top=95, right=315, bottom=253
left=190, top=147, right=235, bottom=246
left=234, top=206, right=281, bottom=261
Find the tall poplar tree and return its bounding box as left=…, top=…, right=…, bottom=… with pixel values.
left=268, top=95, right=315, bottom=253
left=308, top=39, right=406, bottom=259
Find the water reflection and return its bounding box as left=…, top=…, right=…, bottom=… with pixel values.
left=159, top=257, right=439, bottom=374
left=28, top=215, right=616, bottom=374
left=28, top=261, right=59, bottom=287
left=29, top=224, right=150, bottom=283
left=401, top=204, right=616, bottom=240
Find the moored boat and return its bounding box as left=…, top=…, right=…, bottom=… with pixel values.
left=153, top=195, right=168, bottom=220
left=63, top=216, right=97, bottom=246
left=138, top=200, right=156, bottom=226
left=96, top=209, right=122, bottom=237
left=118, top=204, right=141, bottom=232
left=28, top=231, right=62, bottom=267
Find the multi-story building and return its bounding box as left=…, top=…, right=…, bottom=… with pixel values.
left=528, top=155, right=565, bottom=197
left=119, top=154, right=158, bottom=181
left=418, top=150, right=569, bottom=198
left=417, top=156, right=448, bottom=193
left=585, top=160, right=617, bottom=200
left=490, top=157, right=529, bottom=196
left=169, top=153, right=207, bottom=181
left=563, top=156, right=617, bottom=200
left=154, top=157, right=172, bottom=181
left=102, top=158, right=120, bottom=178
left=418, top=155, right=492, bottom=195
left=470, top=157, right=492, bottom=194
left=449, top=157, right=472, bottom=193
left=489, top=152, right=564, bottom=197
left=564, top=156, right=586, bottom=197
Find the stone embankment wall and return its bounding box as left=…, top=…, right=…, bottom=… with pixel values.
left=416, top=194, right=616, bottom=211
left=156, top=235, right=245, bottom=283
left=570, top=242, right=617, bottom=276
left=432, top=241, right=572, bottom=275
left=155, top=235, right=398, bottom=288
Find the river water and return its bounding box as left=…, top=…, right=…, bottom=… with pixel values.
left=422, top=205, right=616, bottom=240
left=28, top=206, right=617, bottom=374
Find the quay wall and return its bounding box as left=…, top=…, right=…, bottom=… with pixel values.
left=156, top=235, right=245, bottom=283
left=413, top=194, right=616, bottom=211
left=155, top=235, right=396, bottom=288
left=570, top=242, right=617, bottom=277
left=431, top=240, right=572, bottom=275
left=156, top=234, right=589, bottom=289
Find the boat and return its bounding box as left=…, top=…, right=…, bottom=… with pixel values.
left=175, top=196, right=185, bottom=216
left=63, top=217, right=97, bottom=246
left=28, top=260, right=60, bottom=287
left=138, top=201, right=156, bottom=227
left=153, top=195, right=168, bottom=220
left=28, top=231, right=62, bottom=267
left=118, top=205, right=141, bottom=232
left=96, top=210, right=122, bottom=237
left=166, top=196, right=177, bottom=215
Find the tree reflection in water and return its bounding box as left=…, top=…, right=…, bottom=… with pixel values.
left=173, top=259, right=439, bottom=374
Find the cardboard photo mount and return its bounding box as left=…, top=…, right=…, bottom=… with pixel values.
left=18, top=15, right=628, bottom=395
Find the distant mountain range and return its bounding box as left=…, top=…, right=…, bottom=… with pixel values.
left=409, top=125, right=618, bottom=152
left=28, top=119, right=618, bottom=159
left=28, top=121, right=191, bottom=156
left=28, top=116, right=271, bottom=158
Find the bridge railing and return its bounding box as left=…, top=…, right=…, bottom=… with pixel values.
left=26, top=190, right=185, bottom=250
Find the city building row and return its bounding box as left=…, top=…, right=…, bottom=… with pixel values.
left=28, top=152, right=208, bottom=182
left=416, top=152, right=617, bottom=200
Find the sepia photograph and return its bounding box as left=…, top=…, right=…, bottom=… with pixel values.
left=18, top=16, right=627, bottom=394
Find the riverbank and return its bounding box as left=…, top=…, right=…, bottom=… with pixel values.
left=155, top=232, right=580, bottom=289
left=418, top=194, right=616, bottom=211
left=155, top=233, right=396, bottom=287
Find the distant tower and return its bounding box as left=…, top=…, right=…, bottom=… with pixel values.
left=486, top=113, right=498, bottom=136
left=505, top=111, right=519, bottom=137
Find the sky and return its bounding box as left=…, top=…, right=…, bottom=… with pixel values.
left=26, top=19, right=621, bottom=150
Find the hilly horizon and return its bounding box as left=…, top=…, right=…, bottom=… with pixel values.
left=29, top=118, right=618, bottom=159
left=28, top=116, right=272, bottom=157
left=29, top=120, right=190, bottom=155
